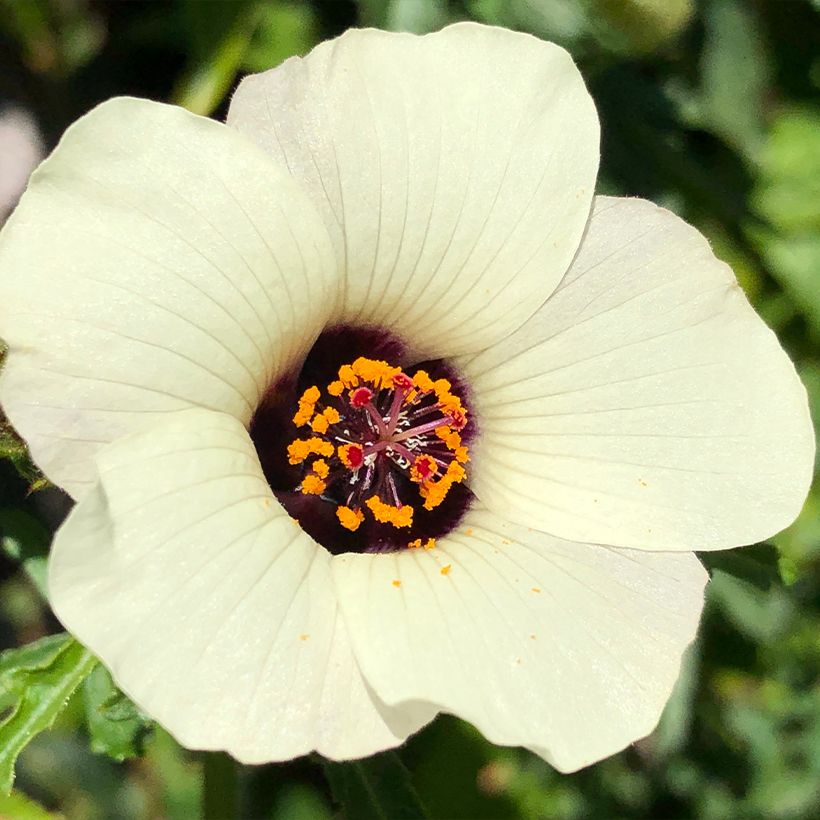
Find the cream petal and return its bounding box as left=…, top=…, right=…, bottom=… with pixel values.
left=459, top=197, right=814, bottom=550
left=333, top=506, right=707, bottom=773
left=228, top=22, right=599, bottom=358
left=0, top=97, right=337, bottom=498
left=48, top=409, right=429, bottom=763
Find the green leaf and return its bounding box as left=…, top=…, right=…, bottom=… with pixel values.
left=0, top=508, right=51, bottom=599
left=700, top=543, right=782, bottom=590
left=0, top=634, right=97, bottom=794
left=359, top=0, right=451, bottom=34
left=172, top=1, right=265, bottom=115
left=242, top=1, right=320, bottom=72
left=754, top=107, right=820, bottom=234
left=323, top=752, right=429, bottom=820
left=0, top=788, right=57, bottom=820
left=700, top=0, right=769, bottom=158
left=83, top=665, right=153, bottom=762
left=707, top=570, right=793, bottom=642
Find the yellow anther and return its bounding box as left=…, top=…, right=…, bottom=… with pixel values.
left=419, top=460, right=466, bottom=511
left=366, top=496, right=414, bottom=528
left=338, top=364, right=358, bottom=388
left=455, top=445, right=470, bottom=463
left=288, top=437, right=334, bottom=465
left=348, top=357, right=403, bottom=390
left=312, top=459, right=330, bottom=479
left=328, top=380, right=344, bottom=396
left=413, top=370, right=435, bottom=393
left=311, top=415, right=329, bottom=434
left=433, top=378, right=452, bottom=397
left=292, top=385, right=322, bottom=427
left=292, top=407, right=313, bottom=427
left=337, top=505, right=364, bottom=531
left=407, top=537, right=436, bottom=550
left=420, top=480, right=450, bottom=510
left=323, top=407, right=341, bottom=424
left=301, top=475, right=326, bottom=495
left=435, top=425, right=462, bottom=450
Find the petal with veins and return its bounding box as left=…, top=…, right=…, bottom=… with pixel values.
left=49, top=409, right=431, bottom=763
left=459, top=196, right=814, bottom=550
left=0, top=97, right=337, bottom=498
left=333, top=505, right=707, bottom=773
left=228, top=22, right=599, bottom=358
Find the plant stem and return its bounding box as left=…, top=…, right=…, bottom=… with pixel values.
left=202, top=752, right=238, bottom=820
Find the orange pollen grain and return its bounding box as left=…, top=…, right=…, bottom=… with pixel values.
left=301, top=474, right=326, bottom=495
left=312, top=459, right=330, bottom=479
left=337, top=505, right=364, bottom=531
left=311, top=414, right=329, bottom=434
left=366, top=496, right=414, bottom=528
left=288, top=437, right=335, bottom=464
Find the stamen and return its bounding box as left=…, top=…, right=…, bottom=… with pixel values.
left=286, top=356, right=470, bottom=544
left=337, top=505, right=365, bottom=531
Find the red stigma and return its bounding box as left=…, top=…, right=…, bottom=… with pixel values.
left=413, top=455, right=437, bottom=481
left=350, top=387, right=374, bottom=408
left=346, top=444, right=364, bottom=469
left=448, top=409, right=467, bottom=430
left=392, top=372, right=414, bottom=390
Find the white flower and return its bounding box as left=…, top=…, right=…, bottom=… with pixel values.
left=0, top=23, right=813, bottom=773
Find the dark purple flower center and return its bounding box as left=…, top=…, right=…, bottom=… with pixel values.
left=250, top=326, right=475, bottom=554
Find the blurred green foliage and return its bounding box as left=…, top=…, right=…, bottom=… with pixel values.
left=0, top=0, right=818, bottom=818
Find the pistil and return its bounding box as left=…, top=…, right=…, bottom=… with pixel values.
left=286, top=356, right=470, bottom=542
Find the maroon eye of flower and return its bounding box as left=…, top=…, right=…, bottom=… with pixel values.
left=250, top=326, right=475, bottom=554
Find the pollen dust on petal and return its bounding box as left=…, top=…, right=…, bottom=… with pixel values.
left=299, top=634, right=310, bottom=641
left=392, top=579, right=402, bottom=588
left=440, top=564, right=452, bottom=576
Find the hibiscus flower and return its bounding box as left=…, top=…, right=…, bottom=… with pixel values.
left=0, top=23, right=812, bottom=773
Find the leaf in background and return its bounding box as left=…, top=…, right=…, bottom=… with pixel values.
left=0, top=508, right=51, bottom=598
left=468, top=0, right=590, bottom=52
left=0, top=788, right=58, bottom=819
left=651, top=642, right=700, bottom=759
left=323, top=752, right=429, bottom=820
left=242, top=1, right=320, bottom=73
left=359, top=0, right=451, bottom=34
left=761, top=233, right=820, bottom=340
left=172, top=0, right=264, bottom=115
left=592, top=0, right=694, bottom=56
left=754, top=107, right=820, bottom=233
left=0, top=634, right=97, bottom=794
left=751, top=107, right=820, bottom=339
left=83, top=665, right=153, bottom=762
left=700, top=0, right=769, bottom=159
left=700, top=543, right=783, bottom=591
left=707, top=570, right=793, bottom=643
